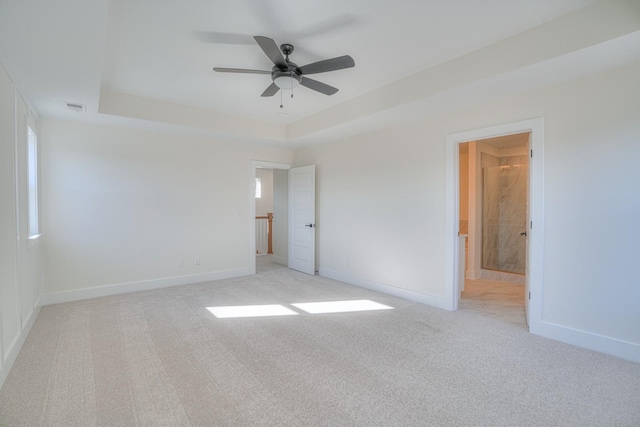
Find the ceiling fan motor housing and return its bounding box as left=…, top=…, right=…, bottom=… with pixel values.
left=280, top=43, right=294, bottom=57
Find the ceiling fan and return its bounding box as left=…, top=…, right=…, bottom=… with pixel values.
left=213, top=36, right=355, bottom=97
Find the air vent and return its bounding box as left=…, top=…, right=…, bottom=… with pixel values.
left=65, top=102, right=86, bottom=112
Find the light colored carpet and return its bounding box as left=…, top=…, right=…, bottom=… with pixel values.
left=1, top=259, right=639, bottom=426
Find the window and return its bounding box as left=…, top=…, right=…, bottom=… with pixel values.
left=27, top=126, right=39, bottom=237
left=255, top=177, right=262, bottom=198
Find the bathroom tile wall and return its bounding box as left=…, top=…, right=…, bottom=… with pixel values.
left=499, top=155, right=528, bottom=166
left=482, top=152, right=528, bottom=275
left=482, top=160, right=500, bottom=271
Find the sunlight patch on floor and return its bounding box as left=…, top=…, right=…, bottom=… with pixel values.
left=207, top=304, right=299, bottom=318
left=292, top=300, right=394, bottom=314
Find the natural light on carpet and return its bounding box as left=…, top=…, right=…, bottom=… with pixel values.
left=207, top=304, right=299, bottom=318
left=291, top=300, right=394, bottom=314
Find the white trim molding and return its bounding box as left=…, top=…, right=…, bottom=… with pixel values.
left=536, top=321, right=640, bottom=363
left=319, top=268, right=449, bottom=310
left=0, top=305, right=41, bottom=390
left=43, top=268, right=253, bottom=305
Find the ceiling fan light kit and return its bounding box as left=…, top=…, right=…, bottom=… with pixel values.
left=213, top=35, right=355, bottom=105
left=273, top=71, right=301, bottom=89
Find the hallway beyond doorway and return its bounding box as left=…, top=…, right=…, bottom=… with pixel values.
left=256, top=254, right=287, bottom=273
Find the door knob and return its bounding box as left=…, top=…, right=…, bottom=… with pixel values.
left=305, top=224, right=315, bottom=228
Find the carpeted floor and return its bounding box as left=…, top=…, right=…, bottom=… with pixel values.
left=1, top=258, right=639, bottom=426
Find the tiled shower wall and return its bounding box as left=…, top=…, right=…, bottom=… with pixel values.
left=482, top=153, right=528, bottom=274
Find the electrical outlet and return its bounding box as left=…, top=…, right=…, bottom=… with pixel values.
left=194, top=257, right=200, bottom=265
left=178, top=258, right=184, bottom=267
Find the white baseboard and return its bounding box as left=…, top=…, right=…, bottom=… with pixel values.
left=43, top=267, right=253, bottom=305
left=272, top=255, right=288, bottom=266
left=319, top=268, right=449, bottom=310
left=532, top=320, right=640, bottom=363
left=0, top=304, right=41, bottom=391
left=21, top=306, right=36, bottom=331
left=320, top=269, right=639, bottom=362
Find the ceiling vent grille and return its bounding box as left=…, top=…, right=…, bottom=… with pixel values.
left=65, top=102, right=86, bottom=112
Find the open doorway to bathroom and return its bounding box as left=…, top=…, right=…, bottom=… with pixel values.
left=458, top=133, right=530, bottom=329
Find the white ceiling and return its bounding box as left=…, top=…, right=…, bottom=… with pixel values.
left=1, top=0, right=639, bottom=146
left=100, top=0, right=594, bottom=122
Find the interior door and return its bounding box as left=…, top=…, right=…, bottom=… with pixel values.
left=288, top=165, right=316, bottom=275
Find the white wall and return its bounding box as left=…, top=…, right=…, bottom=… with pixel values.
left=294, top=62, right=640, bottom=361
left=297, top=122, right=447, bottom=302
left=255, top=168, right=273, bottom=216
left=0, top=64, right=42, bottom=390
left=41, top=119, right=292, bottom=302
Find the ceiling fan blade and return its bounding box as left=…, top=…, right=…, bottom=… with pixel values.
left=261, top=82, right=280, bottom=97
left=254, top=36, right=287, bottom=70
left=298, top=55, right=355, bottom=75
left=300, top=77, right=339, bottom=96
left=213, top=68, right=271, bottom=74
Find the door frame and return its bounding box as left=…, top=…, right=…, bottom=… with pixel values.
left=444, top=118, right=544, bottom=333
left=250, top=160, right=292, bottom=274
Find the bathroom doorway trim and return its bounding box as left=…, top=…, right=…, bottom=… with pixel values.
left=444, top=117, right=544, bottom=334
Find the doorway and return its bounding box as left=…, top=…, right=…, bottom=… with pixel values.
left=445, top=118, right=544, bottom=334
left=250, top=161, right=317, bottom=276
left=458, top=134, right=530, bottom=328
left=250, top=161, right=292, bottom=274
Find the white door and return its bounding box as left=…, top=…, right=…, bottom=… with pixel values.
left=288, top=165, right=315, bottom=275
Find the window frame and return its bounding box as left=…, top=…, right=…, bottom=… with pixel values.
left=255, top=177, right=262, bottom=199
left=27, top=124, right=40, bottom=241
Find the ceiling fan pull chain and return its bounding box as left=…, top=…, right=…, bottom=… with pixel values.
left=280, top=89, right=283, bottom=109
left=291, top=72, right=294, bottom=98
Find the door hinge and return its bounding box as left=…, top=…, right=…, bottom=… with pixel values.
left=530, top=221, right=532, bottom=229
left=528, top=292, right=531, bottom=300
left=530, top=149, right=533, bottom=158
